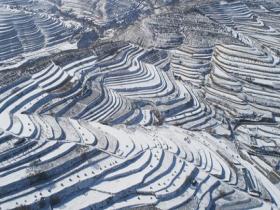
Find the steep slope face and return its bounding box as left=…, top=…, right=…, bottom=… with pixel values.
left=0, top=0, right=280, bottom=210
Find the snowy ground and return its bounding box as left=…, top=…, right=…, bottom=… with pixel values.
left=0, top=0, right=280, bottom=209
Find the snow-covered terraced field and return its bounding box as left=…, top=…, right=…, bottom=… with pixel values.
left=199, top=1, right=280, bottom=52
left=0, top=44, right=218, bottom=130
left=59, top=0, right=147, bottom=27
left=0, top=5, right=79, bottom=65
left=1, top=0, right=280, bottom=209
left=0, top=114, right=278, bottom=209
left=205, top=43, right=280, bottom=120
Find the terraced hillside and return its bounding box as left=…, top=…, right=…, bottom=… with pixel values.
left=0, top=5, right=79, bottom=67
left=1, top=0, right=280, bottom=209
